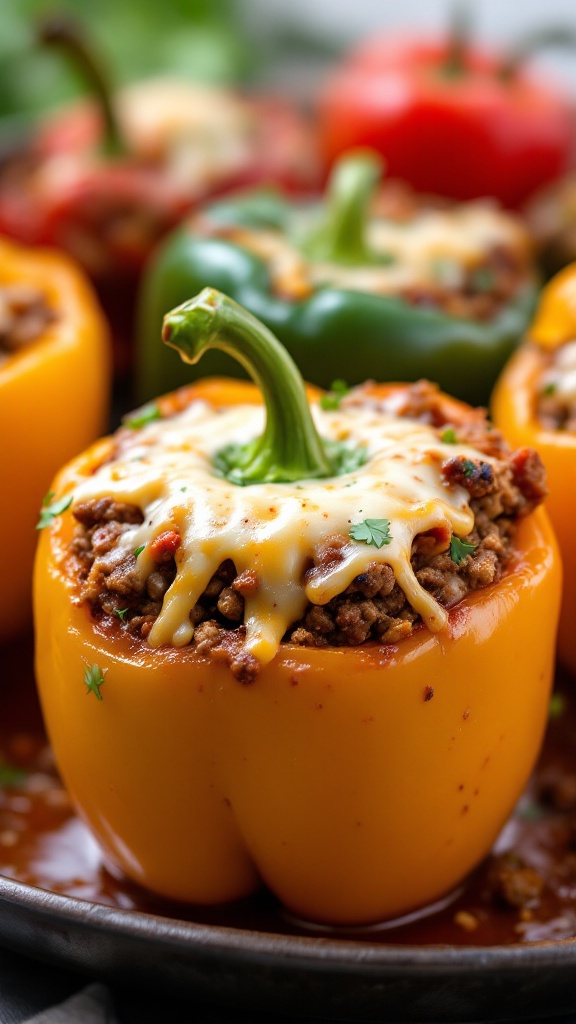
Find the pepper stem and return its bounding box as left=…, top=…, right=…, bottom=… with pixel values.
left=442, top=3, right=471, bottom=78
left=302, top=151, right=383, bottom=265
left=162, top=289, right=334, bottom=485
left=38, top=15, right=125, bottom=157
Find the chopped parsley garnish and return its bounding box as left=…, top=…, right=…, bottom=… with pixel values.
left=350, top=518, right=392, bottom=549
left=320, top=380, right=350, bottom=411
left=36, top=493, right=73, bottom=530
left=84, top=663, right=107, bottom=701
left=134, top=544, right=145, bottom=558
left=214, top=436, right=367, bottom=483
left=115, top=607, right=129, bottom=621
left=461, top=459, right=476, bottom=479
left=123, top=402, right=161, bottom=430
left=0, top=762, right=26, bottom=788
left=542, top=382, right=557, bottom=397
left=324, top=439, right=368, bottom=475
left=440, top=427, right=458, bottom=444
left=450, top=536, right=476, bottom=565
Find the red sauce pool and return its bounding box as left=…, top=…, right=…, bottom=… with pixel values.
left=2, top=635, right=576, bottom=947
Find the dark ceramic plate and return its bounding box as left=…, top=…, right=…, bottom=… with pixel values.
left=0, top=873, right=575, bottom=1024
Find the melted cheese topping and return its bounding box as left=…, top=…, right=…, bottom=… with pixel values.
left=541, top=339, right=576, bottom=405
left=117, top=80, right=255, bottom=190
left=70, top=401, right=490, bottom=666
left=220, top=205, right=528, bottom=299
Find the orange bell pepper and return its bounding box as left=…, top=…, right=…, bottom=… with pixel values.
left=0, top=237, right=109, bottom=641
left=34, top=291, right=560, bottom=925
left=492, top=264, right=576, bottom=675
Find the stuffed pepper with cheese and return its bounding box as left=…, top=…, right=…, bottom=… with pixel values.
left=35, top=289, right=560, bottom=925
left=137, top=151, right=535, bottom=405
left=0, top=17, right=316, bottom=377
left=493, top=264, right=576, bottom=676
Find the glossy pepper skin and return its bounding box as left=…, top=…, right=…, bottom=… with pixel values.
left=317, top=33, right=574, bottom=208
left=0, top=237, right=109, bottom=642
left=492, top=265, right=576, bottom=675
left=136, top=156, right=536, bottom=407
left=35, top=355, right=560, bottom=924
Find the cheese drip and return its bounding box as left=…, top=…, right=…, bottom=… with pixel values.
left=71, top=401, right=485, bottom=666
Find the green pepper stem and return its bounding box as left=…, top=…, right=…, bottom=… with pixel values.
left=442, top=3, right=471, bottom=78
left=162, top=289, right=334, bottom=485
left=302, top=151, right=383, bottom=266
left=38, top=15, right=125, bottom=157
left=499, top=26, right=576, bottom=81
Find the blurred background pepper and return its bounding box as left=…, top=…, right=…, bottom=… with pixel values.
left=136, top=150, right=536, bottom=406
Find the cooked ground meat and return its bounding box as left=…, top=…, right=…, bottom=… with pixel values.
left=68, top=382, right=547, bottom=680
left=486, top=853, right=545, bottom=910
left=0, top=284, right=57, bottom=363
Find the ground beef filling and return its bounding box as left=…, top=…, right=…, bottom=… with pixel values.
left=0, top=284, right=57, bottom=364
left=67, top=384, right=547, bottom=680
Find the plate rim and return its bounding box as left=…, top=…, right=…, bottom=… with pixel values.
left=2, top=871, right=576, bottom=972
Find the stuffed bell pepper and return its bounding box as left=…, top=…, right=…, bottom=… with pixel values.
left=0, top=236, right=109, bottom=642
left=0, top=17, right=316, bottom=376
left=493, top=264, right=576, bottom=675
left=34, top=288, right=560, bottom=925
left=137, top=151, right=536, bottom=407
left=317, top=23, right=575, bottom=208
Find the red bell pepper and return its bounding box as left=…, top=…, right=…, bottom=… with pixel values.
left=0, top=18, right=317, bottom=377
left=318, top=25, right=575, bottom=208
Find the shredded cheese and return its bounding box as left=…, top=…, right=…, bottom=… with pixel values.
left=69, top=400, right=491, bottom=667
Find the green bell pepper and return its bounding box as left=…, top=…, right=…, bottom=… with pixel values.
left=136, top=152, right=537, bottom=406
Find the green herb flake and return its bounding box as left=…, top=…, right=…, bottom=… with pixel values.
left=542, top=382, right=557, bottom=397
left=84, top=663, right=107, bottom=701
left=441, top=427, right=458, bottom=444
left=123, top=402, right=162, bottom=430
left=325, top=439, right=368, bottom=475
left=350, top=518, right=392, bottom=549
left=461, top=459, right=476, bottom=479
left=320, top=380, right=350, bottom=411
left=115, top=607, right=129, bottom=622
left=134, top=545, right=145, bottom=558
left=0, top=762, right=26, bottom=788
left=36, top=493, right=73, bottom=530
left=450, top=536, right=477, bottom=565
left=549, top=692, right=566, bottom=719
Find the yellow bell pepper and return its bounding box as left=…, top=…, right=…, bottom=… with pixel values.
left=492, top=265, right=576, bottom=675
left=0, top=237, right=109, bottom=641
left=34, top=291, right=560, bottom=925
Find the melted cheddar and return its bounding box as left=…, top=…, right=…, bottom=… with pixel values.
left=214, top=204, right=529, bottom=300
left=68, top=400, right=493, bottom=666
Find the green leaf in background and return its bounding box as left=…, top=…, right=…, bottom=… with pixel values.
left=0, top=0, right=251, bottom=129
